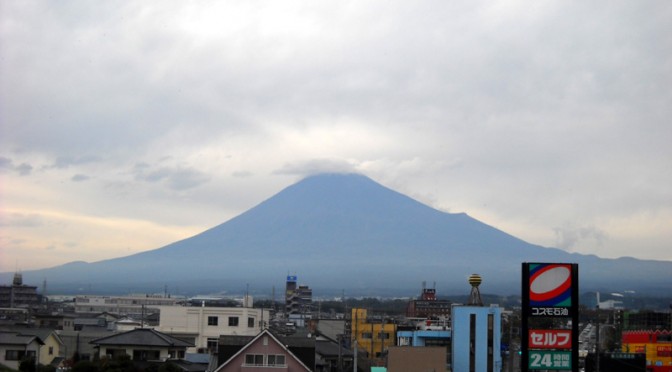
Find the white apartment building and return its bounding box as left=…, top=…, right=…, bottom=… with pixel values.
left=155, top=305, right=270, bottom=353
left=74, top=295, right=181, bottom=315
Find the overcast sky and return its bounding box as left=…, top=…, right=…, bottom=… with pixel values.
left=1, top=1, right=671, bottom=272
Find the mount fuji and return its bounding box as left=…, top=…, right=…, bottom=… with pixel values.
left=3, top=173, right=670, bottom=296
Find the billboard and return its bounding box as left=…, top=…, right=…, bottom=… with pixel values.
left=521, top=263, right=579, bottom=372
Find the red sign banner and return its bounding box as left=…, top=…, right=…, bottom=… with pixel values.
left=529, top=329, right=572, bottom=349
left=658, top=346, right=671, bottom=357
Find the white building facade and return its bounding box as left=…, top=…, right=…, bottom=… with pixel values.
left=155, top=305, right=271, bottom=353
left=74, top=295, right=181, bottom=315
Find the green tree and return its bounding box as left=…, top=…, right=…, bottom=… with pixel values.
left=37, top=365, right=56, bottom=372
left=158, top=363, right=182, bottom=372
left=72, top=360, right=98, bottom=372
left=19, top=357, right=36, bottom=372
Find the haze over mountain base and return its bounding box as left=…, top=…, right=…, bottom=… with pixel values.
left=2, top=173, right=670, bottom=296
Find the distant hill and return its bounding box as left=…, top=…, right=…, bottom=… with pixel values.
left=2, top=173, right=670, bottom=296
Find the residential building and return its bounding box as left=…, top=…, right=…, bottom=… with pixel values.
left=59, top=329, right=114, bottom=361
left=451, top=304, right=502, bottom=372
left=0, top=328, right=65, bottom=367
left=34, top=312, right=76, bottom=331
left=350, top=308, right=396, bottom=360
left=285, top=276, right=312, bottom=316
left=396, top=327, right=451, bottom=347
left=155, top=305, right=270, bottom=353
left=74, top=294, right=180, bottom=315
left=0, top=273, right=40, bottom=309
left=0, top=331, right=44, bottom=370
left=406, top=283, right=451, bottom=319
left=314, top=334, right=354, bottom=372
left=90, top=328, right=194, bottom=361
left=215, top=329, right=313, bottom=371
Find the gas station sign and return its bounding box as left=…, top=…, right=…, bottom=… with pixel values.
left=528, top=329, right=572, bottom=349
left=528, top=351, right=572, bottom=370
left=521, top=263, right=579, bottom=372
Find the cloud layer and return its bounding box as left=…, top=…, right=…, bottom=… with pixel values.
left=1, top=1, right=671, bottom=271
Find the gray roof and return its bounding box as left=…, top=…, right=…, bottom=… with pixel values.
left=0, top=331, right=44, bottom=346
left=315, top=339, right=353, bottom=358
left=0, top=327, right=63, bottom=345
left=91, top=328, right=194, bottom=348
left=184, top=353, right=211, bottom=364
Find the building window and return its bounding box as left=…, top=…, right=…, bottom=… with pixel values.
left=207, top=338, right=218, bottom=351
left=207, top=316, right=218, bottom=326
left=228, top=316, right=239, bottom=327
left=5, top=350, right=23, bottom=361
left=378, top=332, right=390, bottom=339
left=244, top=354, right=264, bottom=366
left=362, top=332, right=372, bottom=339
left=267, top=354, right=286, bottom=366
left=248, top=317, right=255, bottom=328
left=133, top=349, right=160, bottom=361
left=49, top=346, right=54, bottom=355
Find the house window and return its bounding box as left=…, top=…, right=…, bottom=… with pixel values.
left=207, top=316, right=218, bottom=326
left=267, top=354, right=286, bottom=366
left=362, top=332, right=373, bottom=339
left=49, top=346, right=54, bottom=355
left=244, top=354, right=264, bottom=366
left=5, top=350, right=23, bottom=361
left=248, top=317, right=255, bottom=328
left=133, top=349, right=160, bottom=361
left=228, top=316, right=239, bottom=327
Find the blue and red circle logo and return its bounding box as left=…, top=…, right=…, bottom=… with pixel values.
left=529, top=264, right=572, bottom=307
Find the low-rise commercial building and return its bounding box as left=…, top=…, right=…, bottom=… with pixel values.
left=155, top=305, right=270, bottom=353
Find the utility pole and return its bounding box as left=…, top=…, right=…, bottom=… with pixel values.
left=508, top=314, right=514, bottom=372
left=353, top=340, right=358, bottom=372
left=595, top=307, right=600, bottom=372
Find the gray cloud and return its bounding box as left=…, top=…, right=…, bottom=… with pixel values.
left=132, top=163, right=211, bottom=191
left=0, top=1, right=670, bottom=267
left=49, top=155, right=101, bottom=169
left=0, top=213, right=44, bottom=228
left=553, top=226, right=608, bottom=252
left=0, top=157, right=11, bottom=170
left=71, top=174, right=90, bottom=182
left=0, top=157, right=33, bottom=176
left=274, top=159, right=358, bottom=177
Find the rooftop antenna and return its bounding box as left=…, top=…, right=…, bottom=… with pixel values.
left=272, top=286, right=276, bottom=313
left=468, top=274, right=484, bottom=306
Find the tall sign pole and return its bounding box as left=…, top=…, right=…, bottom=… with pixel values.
left=521, top=263, right=579, bottom=372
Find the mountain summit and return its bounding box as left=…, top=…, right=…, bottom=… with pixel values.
left=4, top=173, right=671, bottom=295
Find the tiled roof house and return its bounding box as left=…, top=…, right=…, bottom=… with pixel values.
left=90, top=328, right=194, bottom=362
left=215, top=329, right=313, bottom=372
